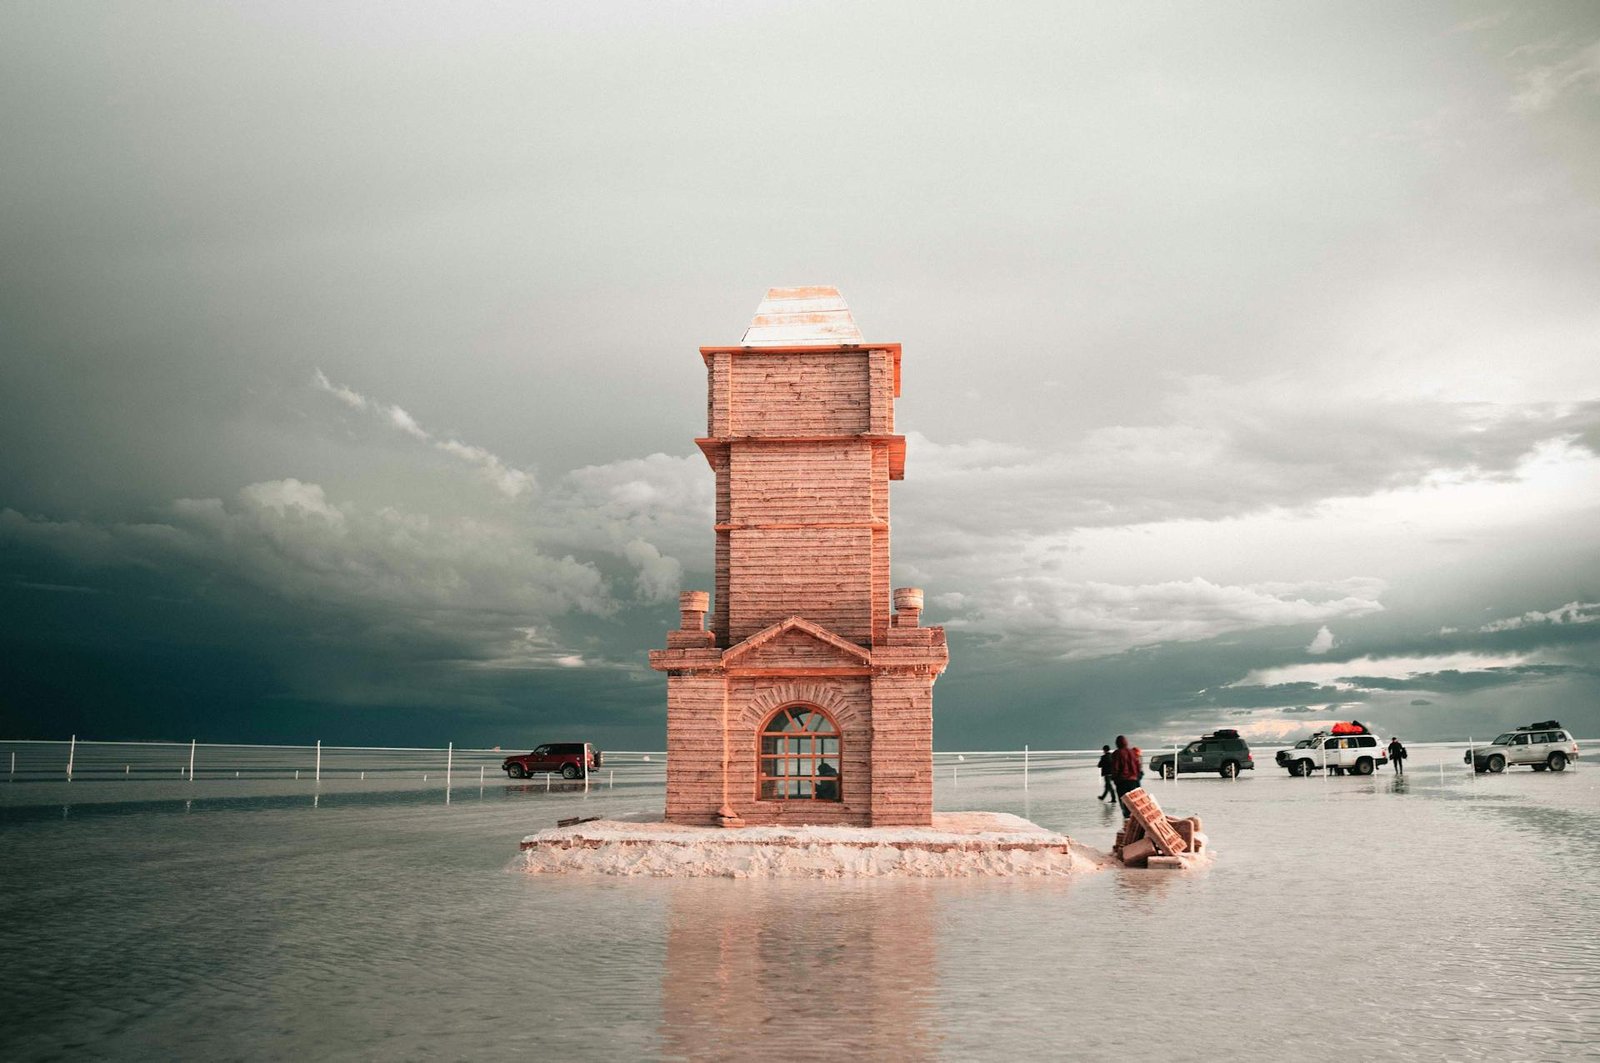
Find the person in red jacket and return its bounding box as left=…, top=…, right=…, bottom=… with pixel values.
left=1109, top=735, right=1143, bottom=818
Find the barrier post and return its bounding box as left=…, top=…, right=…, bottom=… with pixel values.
left=1023, top=745, right=1030, bottom=790
left=188, top=739, right=196, bottom=782
left=67, top=735, right=76, bottom=781
left=447, top=742, right=454, bottom=791
left=315, top=740, right=322, bottom=783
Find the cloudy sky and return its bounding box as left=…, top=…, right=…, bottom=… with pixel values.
left=2, top=2, right=1597, bottom=751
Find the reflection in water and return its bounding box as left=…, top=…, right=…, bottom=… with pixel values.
left=660, top=880, right=940, bottom=1060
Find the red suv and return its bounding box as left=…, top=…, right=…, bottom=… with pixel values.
left=503, top=743, right=601, bottom=780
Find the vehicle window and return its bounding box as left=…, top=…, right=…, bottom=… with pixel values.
left=1492, top=733, right=1514, bottom=745
left=1225, top=740, right=1244, bottom=751
left=1555, top=732, right=1569, bottom=742
left=533, top=745, right=550, bottom=755
left=1533, top=733, right=1549, bottom=743
left=556, top=744, right=583, bottom=754
left=1184, top=742, right=1202, bottom=754
left=1514, top=734, right=1530, bottom=745
left=1358, top=736, right=1376, bottom=747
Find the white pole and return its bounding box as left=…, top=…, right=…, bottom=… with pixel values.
left=125, top=764, right=129, bottom=775
left=315, top=740, right=322, bottom=783
left=1024, top=744, right=1030, bottom=790
left=67, top=735, right=75, bottom=781
left=610, top=768, right=614, bottom=789
left=188, top=739, right=196, bottom=782
left=479, top=766, right=484, bottom=784
left=1173, top=744, right=1178, bottom=783
left=447, top=742, right=454, bottom=791
left=9, top=751, right=14, bottom=775
left=584, top=743, right=590, bottom=793
left=295, top=769, right=300, bottom=780
left=546, top=772, right=551, bottom=791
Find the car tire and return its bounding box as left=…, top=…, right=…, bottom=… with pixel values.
left=1549, top=752, right=1568, bottom=772
left=1488, top=754, right=1506, bottom=774
left=1162, top=764, right=1175, bottom=779
left=1298, top=760, right=1315, bottom=777
left=1287, top=761, right=1303, bottom=777
left=507, top=764, right=526, bottom=779
left=561, top=764, right=581, bottom=780
left=1220, top=761, right=1238, bottom=779
left=1354, top=757, right=1374, bottom=776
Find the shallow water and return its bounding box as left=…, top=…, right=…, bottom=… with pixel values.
left=2, top=744, right=1597, bottom=1061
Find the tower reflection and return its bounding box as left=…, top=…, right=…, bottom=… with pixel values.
left=660, top=878, right=939, bottom=1060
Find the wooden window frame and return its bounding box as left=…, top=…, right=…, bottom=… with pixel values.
left=756, top=704, right=843, bottom=802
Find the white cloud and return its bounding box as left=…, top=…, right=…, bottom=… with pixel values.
left=1510, top=38, right=1600, bottom=114
left=1477, top=601, right=1600, bottom=633
left=313, top=370, right=535, bottom=497
left=1231, top=652, right=1534, bottom=690
left=1306, top=625, right=1335, bottom=655
left=621, top=538, right=682, bottom=603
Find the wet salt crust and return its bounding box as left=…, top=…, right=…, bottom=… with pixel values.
left=5, top=742, right=1597, bottom=1060
left=519, top=810, right=1111, bottom=877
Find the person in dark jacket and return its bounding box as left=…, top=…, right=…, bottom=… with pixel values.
left=1109, top=736, right=1143, bottom=818
left=1387, top=737, right=1407, bottom=774
left=1096, top=744, right=1115, bottom=801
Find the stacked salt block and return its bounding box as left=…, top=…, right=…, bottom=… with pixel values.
left=1112, top=786, right=1209, bottom=870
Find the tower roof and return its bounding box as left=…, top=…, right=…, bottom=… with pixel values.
left=740, top=286, right=863, bottom=347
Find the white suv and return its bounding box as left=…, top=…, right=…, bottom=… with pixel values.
left=1278, top=732, right=1388, bottom=777
left=1466, top=723, right=1580, bottom=773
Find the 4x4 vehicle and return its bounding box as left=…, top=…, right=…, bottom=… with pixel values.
left=1149, top=730, right=1254, bottom=779
left=1278, top=730, right=1387, bottom=776
left=503, top=743, right=602, bottom=780
left=1466, top=722, right=1580, bottom=774
left=1273, top=736, right=1317, bottom=772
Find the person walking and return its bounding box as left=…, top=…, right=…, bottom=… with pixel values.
left=1109, top=736, right=1143, bottom=818
left=1388, top=736, right=1407, bottom=774
left=1096, top=744, right=1116, bottom=802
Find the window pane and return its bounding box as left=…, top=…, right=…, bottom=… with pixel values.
left=761, top=736, right=782, bottom=755
left=788, top=737, right=805, bottom=755
left=792, top=779, right=813, bottom=798
left=761, top=758, right=778, bottom=778
left=821, top=737, right=838, bottom=755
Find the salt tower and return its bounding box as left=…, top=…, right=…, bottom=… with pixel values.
left=650, top=287, right=948, bottom=827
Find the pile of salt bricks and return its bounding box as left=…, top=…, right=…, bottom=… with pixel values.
left=1113, top=786, right=1209, bottom=869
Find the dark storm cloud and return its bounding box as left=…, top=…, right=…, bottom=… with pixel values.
left=1, top=3, right=1598, bottom=746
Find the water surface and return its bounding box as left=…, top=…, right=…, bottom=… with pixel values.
left=3, top=743, right=1596, bottom=1060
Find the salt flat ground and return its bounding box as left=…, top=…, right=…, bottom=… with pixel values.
left=1, top=743, right=1596, bottom=1061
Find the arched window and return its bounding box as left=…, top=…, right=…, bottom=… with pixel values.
left=758, top=705, right=842, bottom=801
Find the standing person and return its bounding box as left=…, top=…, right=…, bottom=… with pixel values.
left=1096, top=744, right=1115, bottom=801
left=1109, top=736, right=1143, bottom=818
left=1388, top=736, right=1407, bottom=774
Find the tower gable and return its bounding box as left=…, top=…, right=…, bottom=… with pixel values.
left=723, top=617, right=871, bottom=672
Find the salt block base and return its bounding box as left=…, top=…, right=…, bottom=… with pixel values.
left=518, top=811, right=1106, bottom=878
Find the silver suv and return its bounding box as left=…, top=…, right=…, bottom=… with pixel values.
left=1466, top=722, right=1580, bottom=774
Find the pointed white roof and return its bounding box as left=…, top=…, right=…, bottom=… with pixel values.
left=740, top=285, right=863, bottom=346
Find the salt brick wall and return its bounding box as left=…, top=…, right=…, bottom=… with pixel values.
left=726, top=526, right=874, bottom=644
left=730, top=351, right=870, bottom=435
